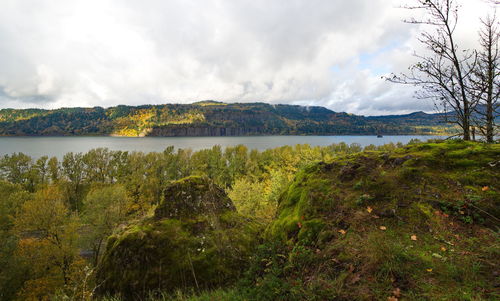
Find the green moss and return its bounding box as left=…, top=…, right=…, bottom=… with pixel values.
left=155, top=176, right=235, bottom=219
left=297, top=218, right=325, bottom=246
left=266, top=167, right=333, bottom=243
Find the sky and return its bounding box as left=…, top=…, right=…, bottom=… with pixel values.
left=0, top=0, right=496, bottom=115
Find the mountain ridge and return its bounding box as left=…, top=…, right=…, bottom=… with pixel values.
left=0, top=101, right=454, bottom=137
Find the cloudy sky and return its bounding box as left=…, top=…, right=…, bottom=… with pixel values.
left=0, top=0, right=495, bottom=115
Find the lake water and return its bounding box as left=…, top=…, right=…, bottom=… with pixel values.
left=0, top=135, right=444, bottom=158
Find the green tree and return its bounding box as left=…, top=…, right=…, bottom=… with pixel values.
left=0, top=153, right=35, bottom=191
left=33, top=156, right=49, bottom=187
left=47, top=157, right=60, bottom=183
left=224, top=145, right=249, bottom=185
left=82, top=185, right=130, bottom=265
left=0, top=181, right=31, bottom=301
left=82, top=148, right=112, bottom=183
left=13, top=186, right=82, bottom=299
left=62, top=152, right=86, bottom=210
left=228, top=177, right=275, bottom=221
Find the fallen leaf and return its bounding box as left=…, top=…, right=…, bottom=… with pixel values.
left=482, top=186, right=489, bottom=191
left=392, top=287, right=401, bottom=297
left=426, top=268, right=433, bottom=272
left=350, top=273, right=361, bottom=284
left=348, top=264, right=355, bottom=273
left=380, top=226, right=387, bottom=231
left=440, top=247, right=447, bottom=252
left=387, top=297, right=398, bottom=301
left=410, top=235, right=417, bottom=241
left=367, top=206, right=373, bottom=213
left=459, top=210, right=465, bottom=215
left=338, top=229, right=347, bottom=235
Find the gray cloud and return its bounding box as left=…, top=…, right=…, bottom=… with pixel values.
left=0, top=0, right=493, bottom=115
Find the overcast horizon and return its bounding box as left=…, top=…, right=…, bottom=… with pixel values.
left=0, top=0, right=495, bottom=116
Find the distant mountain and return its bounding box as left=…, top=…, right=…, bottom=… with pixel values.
left=0, top=101, right=455, bottom=137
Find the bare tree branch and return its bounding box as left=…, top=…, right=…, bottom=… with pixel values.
left=386, top=0, right=478, bottom=140
left=470, top=12, right=500, bottom=142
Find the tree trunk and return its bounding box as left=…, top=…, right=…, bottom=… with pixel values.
left=486, top=103, right=494, bottom=142
left=486, top=34, right=495, bottom=143
left=463, top=105, right=471, bottom=141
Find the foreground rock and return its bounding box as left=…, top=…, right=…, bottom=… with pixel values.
left=96, top=176, right=259, bottom=299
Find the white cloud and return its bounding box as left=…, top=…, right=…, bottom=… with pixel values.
left=0, top=0, right=495, bottom=115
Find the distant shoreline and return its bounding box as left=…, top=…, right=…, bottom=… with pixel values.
left=0, top=133, right=451, bottom=138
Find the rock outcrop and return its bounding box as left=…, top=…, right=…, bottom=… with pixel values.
left=148, top=126, right=268, bottom=137
left=96, top=176, right=259, bottom=299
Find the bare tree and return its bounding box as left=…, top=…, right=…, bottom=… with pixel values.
left=388, top=0, right=478, bottom=140
left=471, top=14, right=499, bottom=142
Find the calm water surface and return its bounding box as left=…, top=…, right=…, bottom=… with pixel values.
left=0, top=135, right=444, bottom=158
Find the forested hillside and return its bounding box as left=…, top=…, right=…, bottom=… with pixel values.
left=0, top=139, right=498, bottom=300
left=0, top=101, right=453, bottom=136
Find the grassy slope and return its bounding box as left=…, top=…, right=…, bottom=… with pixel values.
left=262, top=140, right=499, bottom=300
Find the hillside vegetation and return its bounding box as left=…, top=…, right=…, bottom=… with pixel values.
left=0, top=101, right=454, bottom=136
left=0, top=140, right=498, bottom=300
left=261, top=140, right=499, bottom=300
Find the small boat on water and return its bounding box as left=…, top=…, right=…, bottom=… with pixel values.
left=377, top=134, right=383, bottom=138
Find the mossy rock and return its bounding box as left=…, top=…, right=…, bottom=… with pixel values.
left=96, top=176, right=259, bottom=299
left=155, top=176, right=236, bottom=219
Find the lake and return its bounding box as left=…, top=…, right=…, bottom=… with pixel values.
left=0, top=135, right=444, bottom=158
